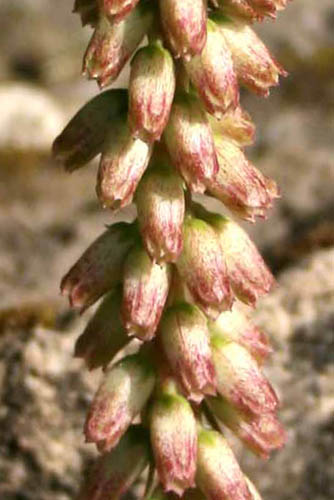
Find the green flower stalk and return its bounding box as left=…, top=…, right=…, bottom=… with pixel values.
left=53, top=0, right=292, bottom=497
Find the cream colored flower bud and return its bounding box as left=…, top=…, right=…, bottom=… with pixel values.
left=208, top=105, right=255, bottom=147
left=211, top=336, right=278, bottom=416
left=196, top=427, right=252, bottom=500
left=121, top=244, right=172, bottom=341
left=97, top=119, right=153, bottom=210
left=135, top=160, right=185, bottom=263
left=98, top=0, right=141, bottom=22
left=74, top=286, right=130, bottom=371
left=159, top=302, right=217, bottom=403
left=184, top=20, right=238, bottom=116
left=164, top=92, right=219, bottom=193
left=83, top=5, right=153, bottom=88
left=150, top=387, right=197, bottom=495
left=52, top=89, right=127, bottom=172
left=78, top=426, right=150, bottom=500
left=84, top=352, right=155, bottom=451
left=209, top=306, right=272, bottom=365
left=176, top=215, right=233, bottom=319
left=204, top=213, right=275, bottom=306
left=215, top=16, right=287, bottom=96
left=60, top=223, right=134, bottom=311
left=159, top=0, right=207, bottom=59
left=208, top=396, right=286, bottom=458
left=129, top=42, right=175, bottom=142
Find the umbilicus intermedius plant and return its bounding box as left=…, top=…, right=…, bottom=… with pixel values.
left=53, top=1, right=291, bottom=498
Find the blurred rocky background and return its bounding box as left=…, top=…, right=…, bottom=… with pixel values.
left=0, top=1, right=333, bottom=499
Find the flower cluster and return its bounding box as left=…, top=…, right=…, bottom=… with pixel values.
left=54, top=0, right=291, bottom=498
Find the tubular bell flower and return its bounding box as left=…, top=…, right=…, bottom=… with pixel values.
left=84, top=351, right=155, bottom=451
left=97, top=118, right=153, bottom=210
left=83, top=3, right=153, bottom=88
left=159, top=302, right=216, bottom=402
left=78, top=426, right=150, bottom=500
left=196, top=427, right=252, bottom=500
left=129, top=41, right=176, bottom=142
left=184, top=19, right=238, bottom=117
left=60, top=222, right=135, bottom=311
left=176, top=215, right=233, bottom=319
left=214, top=15, right=287, bottom=96
left=56, top=0, right=293, bottom=496
left=135, top=158, right=185, bottom=263
left=164, top=92, right=219, bottom=193
left=211, top=336, right=278, bottom=417
left=121, top=244, right=172, bottom=341
left=159, top=0, right=207, bottom=59
left=150, top=380, right=197, bottom=495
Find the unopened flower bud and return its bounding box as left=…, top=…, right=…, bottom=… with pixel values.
left=85, top=352, right=155, bottom=451
left=135, top=160, right=185, bottom=263
left=202, top=213, right=275, bottom=306
left=184, top=19, right=238, bottom=116
left=206, top=135, right=279, bottom=221
left=208, top=105, right=255, bottom=148
left=78, top=425, right=150, bottom=500
left=209, top=306, right=272, bottom=365
left=122, top=244, right=172, bottom=341
left=208, top=396, right=286, bottom=459
left=97, top=120, right=153, bottom=210
left=129, top=41, right=175, bottom=142
left=196, top=427, right=252, bottom=500
left=83, top=5, right=153, bottom=88
left=60, top=223, right=134, bottom=311
left=74, top=286, right=130, bottom=371
left=176, top=215, right=233, bottom=319
left=73, top=0, right=99, bottom=27
left=211, top=336, right=278, bottom=416
left=52, top=89, right=127, bottom=172
left=150, top=384, right=197, bottom=494
left=164, top=93, right=219, bottom=193
left=215, top=16, right=287, bottom=96
left=160, top=303, right=216, bottom=402
left=159, top=0, right=207, bottom=59
left=98, top=0, right=141, bottom=22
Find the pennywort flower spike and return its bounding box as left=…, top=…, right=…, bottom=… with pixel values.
left=53, top=0, right=292, bottom=497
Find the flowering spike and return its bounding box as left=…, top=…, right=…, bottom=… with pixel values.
left=159, top=302, right=217, bottom=403
left=74, top=286, right=130, bottom=371
left=84, top=352, right=155, bottom=451
left=184, top=19, right=239, bottom=116
left=164, top=92, right=219, bottom=193
left=208, top=395, right=286, bottom=459
left=214, top=16, right=287, bottom=96
left=196, top=427, right=252, bottom=500
left=98, top=0, right=141, bottom=23
left=176, top=215, right=233, bottom=319
left=129, top=41, right=176, bottom=142
left=209, top=306, right=272, bottom=365
left=83, top=5, right=153, bottom=88
left=159, top=0, right=207, bottom=59
left=60, top=223, right=134, bottom=311
left=78, top=425, right=150, bottom=500
left=206, top=135, right=279, bottom=221
left=121, top=244, right=172, bottom=341
left=211, top=336, right=279, bottom=416
left=150, top=381, right=197, bottom=495
left=52, top=89, right=127, bottom=172
left=135, top=159, right=185, bottom=263
left=97, top=119, right=153, bottom=210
